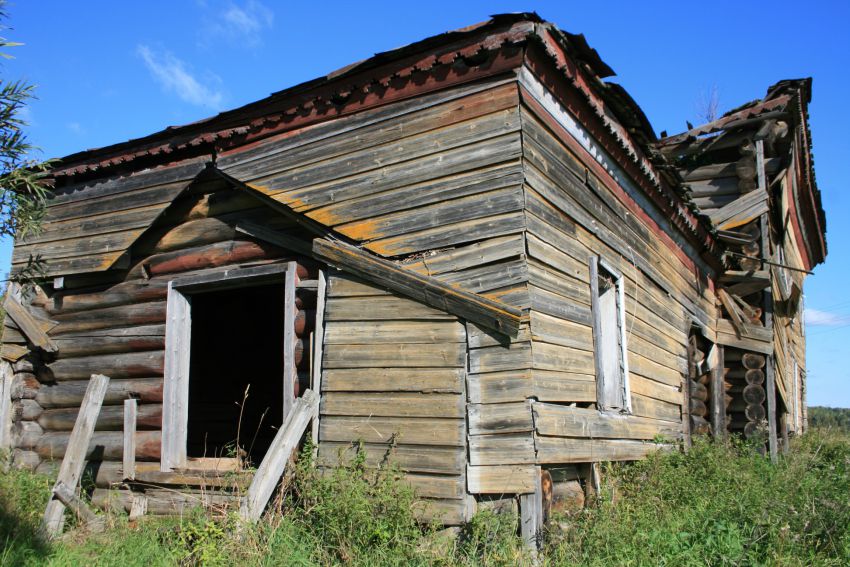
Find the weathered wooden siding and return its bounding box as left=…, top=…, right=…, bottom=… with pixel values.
left=217, top=79, right=526, bottom=264
left=11, top=159, right=209, bottom=277
left=773, top=164, right=809, bottom=433
left=317, top=273, right=470, bottom=524
left=515, top=71, right=714, bottom=457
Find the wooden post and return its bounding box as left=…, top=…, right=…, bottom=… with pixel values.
left=519, top=466, right=543, bottom=555
left=123, top=399, right=137, bottom=480
left=240, top=389, right=319, bottom=522
left=283, top=262, right=298, bottom=421
left=711, top=345, right=726, bottom=439
left=310, top=270, right=327, bottom=450
left=42, top=374, right=109, bottom=537
left=0, top=361, right=12, bottom=450
left=765, top=357, right=779, bottom=462
left=162, top=281, right=191, bottom=471
left=53, top=481, right=105, bottom=533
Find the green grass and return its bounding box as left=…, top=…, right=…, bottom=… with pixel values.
left=2, top=430, right=849, bottom=566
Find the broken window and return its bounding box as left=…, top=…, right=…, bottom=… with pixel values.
left=589, top=257, right=630, bottom=412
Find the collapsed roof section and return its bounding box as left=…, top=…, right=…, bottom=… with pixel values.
left=656, top=79, right=826, bottom=270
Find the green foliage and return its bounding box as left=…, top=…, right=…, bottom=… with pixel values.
left=547, top=430, right=850, bottom=566
left=2, top=432, right=849, bottom=566
left=0, top=1, right=51, bottom=285
left=808, top=406, right=850, bottom=431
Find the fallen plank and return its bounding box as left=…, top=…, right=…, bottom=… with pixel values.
left=240, top=389, right=319, bottom=522
left=42, top=374, right=110, bottom=537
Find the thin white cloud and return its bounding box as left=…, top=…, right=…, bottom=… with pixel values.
left=66, top=122, right=85, bottom=135
left=199, top=1, right=273, bottom=48
left=136, top=45, right=224, bottom=110
left=805, top=308, right=850, bottom=327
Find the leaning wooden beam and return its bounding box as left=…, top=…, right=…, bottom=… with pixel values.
left=123, top=399, right=137, bottom=481
left=717, top=288, right=747, bottom=337
left=42, top=374, right=110, bottom=537
left=239, top=389, right=319, bottom=522
left=313, top=239, right=523, bottom=337
left=234, top=220, right=313, bottom=257
left=3, top=290, right=58, bottom=354
left=710, top=189, right=769, bottom=230
left=53, top=481, right=105, bottom=533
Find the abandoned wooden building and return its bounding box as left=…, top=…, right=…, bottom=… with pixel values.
left=0, top=13, right=826, bottom=536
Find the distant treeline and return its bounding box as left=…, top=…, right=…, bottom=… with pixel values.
left=809, top=406, right=850, bottom=431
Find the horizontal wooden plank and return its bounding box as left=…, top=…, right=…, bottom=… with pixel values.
left=402, top=233, right=525, bottom=277
left=532, top=403, right=681, bottom=441
left=466, top=369, right=533, bottom=404
left=468, top=401, right=534, bottom=435
left=715, top=330, right=774, bottom=355
left=531, top=370, right=597, bottom=403
left=322, top=368, right=463, bottom=393
left=466, top=369, right=596, bottom=405
left=529, top=311, right=593, bottom=351
left=433, top=257, right=528, bottom=295
left=324, top=295, right=455, bottom=321
left=314, top=238, right=523, bottom=336
left=535, top=436, right=669, bottom=463
left=404, top=474, right=465, bottom=500
left=629, top=374, right=682, bottom=406
left=318, top=442, right=464, bottom=475
left=326, top=273, right=392, bottom=297
left=323, top=320, right=465, bottom=345
left=469, top=433, right=536, bottom=466
left=532, top=342, right=595, bottom=374
left=322, top=342, right=465, bottom=368
left=321, top=392, right=464, bottom=418
left=716, top=318, right=773, bottom=343
left=319, top=416, right=464, bottom=446
left=365, top=210, right=527, bottom=257
left=628, top=352, right=683, bottom=388
left=630, top=393, right=681, bottom=423
left=466, top=321, right=531, bottom=349
left=467, top=465, right=538, bottom=494
left=468, top=341, right=532, bottom=374
left=335, top=185, right=524, bottom=242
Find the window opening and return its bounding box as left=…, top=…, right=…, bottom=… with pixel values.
left=590, top=257, right=630, bottom=412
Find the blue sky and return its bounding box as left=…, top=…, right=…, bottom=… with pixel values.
left=2, top=1, right=849, bottom=406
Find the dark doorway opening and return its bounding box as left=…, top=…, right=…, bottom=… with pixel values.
left=187, top=283, right=285, bottom=464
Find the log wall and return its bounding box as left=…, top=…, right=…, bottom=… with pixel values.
left=5, top=176, right=317, bottom=473
left=514, top=72, right=712, bottom=459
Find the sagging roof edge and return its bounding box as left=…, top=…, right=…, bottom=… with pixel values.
left=43, top=13, right=725, bottom=269
left=657, top=78, right=826, bottom=268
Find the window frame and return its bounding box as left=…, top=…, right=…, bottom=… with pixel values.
left=588, top=256, right=631, bottom=413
